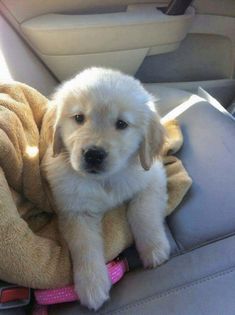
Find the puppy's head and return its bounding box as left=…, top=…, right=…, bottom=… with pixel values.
left=53, top=67, right=164, bottom=177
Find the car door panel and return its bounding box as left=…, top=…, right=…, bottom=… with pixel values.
left=1, top=0, right=235, bottom=107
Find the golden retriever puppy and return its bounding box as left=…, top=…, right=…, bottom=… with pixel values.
left=42, top=67, right=170, bottom=310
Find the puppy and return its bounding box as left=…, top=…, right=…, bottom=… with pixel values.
left=42, top=68, right=170, bottom=310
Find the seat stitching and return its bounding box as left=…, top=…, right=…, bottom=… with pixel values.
left=179, top=231, right=235, bottom=255
left=101, top=266, right=235, bottom=314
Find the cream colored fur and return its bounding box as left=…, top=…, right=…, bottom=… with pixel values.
left=42, top=68, right=170, bottom=310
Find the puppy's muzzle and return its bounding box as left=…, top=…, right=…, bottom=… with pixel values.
left=83, top=146, right=107, bottom=173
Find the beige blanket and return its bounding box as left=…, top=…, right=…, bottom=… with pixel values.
left=0, top=82, right=192, bottom=289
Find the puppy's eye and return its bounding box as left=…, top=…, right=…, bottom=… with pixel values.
left=115, top=119, right=128, bottom=130
left=74, top=114, right=85, bottom=124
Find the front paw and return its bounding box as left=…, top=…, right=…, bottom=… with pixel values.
left=74, top=265, right=111, bottom=310
left=139, top=235, right=170, bottom=269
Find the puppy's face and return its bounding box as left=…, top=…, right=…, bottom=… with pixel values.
left=53, top=68, right=164, bottom=177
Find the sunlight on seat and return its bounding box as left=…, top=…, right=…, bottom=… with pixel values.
left=0, top=50, right=13, bottom=82
left=26, top=146, right=39, bottom=158
left=161, top=95, right=202, bottom=122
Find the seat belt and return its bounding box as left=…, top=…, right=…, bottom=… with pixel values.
left=0, top=281, right=30, bottom=310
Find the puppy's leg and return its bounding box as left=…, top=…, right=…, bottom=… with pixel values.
left=59, top=213, right=111, bottom=310
left=127, top=177, right=170, bottom=268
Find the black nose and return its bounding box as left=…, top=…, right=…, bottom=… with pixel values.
left=83, top=147, right=107, bottom=166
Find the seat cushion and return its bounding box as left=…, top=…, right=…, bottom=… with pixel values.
left=167, top=100, right=235, bottom=250
left=144, top=85, right=193, bottom=117
left=142, top=87, right=235, bottom=251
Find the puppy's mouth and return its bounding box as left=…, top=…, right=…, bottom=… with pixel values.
left=84, top=165, right=105, bottom=175
left=86, top=168, right=101, bottom=174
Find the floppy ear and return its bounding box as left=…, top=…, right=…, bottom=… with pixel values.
left=52, top=123, right=63, bottom=157
left=139, top=112, right=165, bottom=171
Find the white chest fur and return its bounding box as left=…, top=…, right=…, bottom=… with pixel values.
left=43, top=151, right=165, bottom=216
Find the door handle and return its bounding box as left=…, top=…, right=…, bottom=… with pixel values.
left=161, top=0, right=194, bottom=15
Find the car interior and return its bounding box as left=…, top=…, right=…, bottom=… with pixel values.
left=0, top=0, right=235, bottom=314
